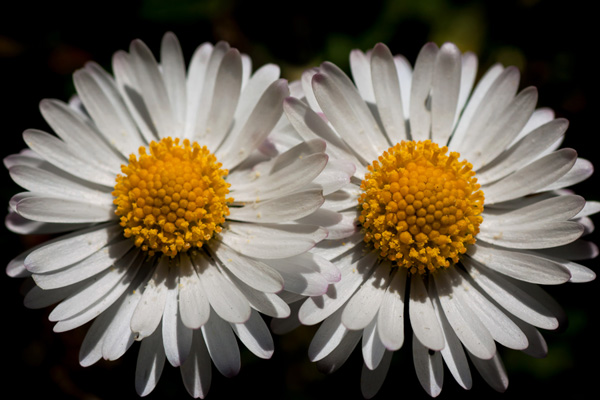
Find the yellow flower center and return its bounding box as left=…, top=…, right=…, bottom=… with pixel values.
left=358, top=140, right=484, bottom=275
left=112, top=137, right=232, bottom=257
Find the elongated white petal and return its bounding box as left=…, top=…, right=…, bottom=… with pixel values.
left=371, top=43, right=407, bottom=143
left=178, top=254, right=210, bottom=329
left=194, top=253, right=251, bottom=324
left=433, top=270, right=496, bottom=360
left=362, top=318, right=386, bottom=370
left=299, top=250, right=378, bottom=325
left=431, top=291, right=472, bottom=390
left=181, top=329, right=212, bottom=399
left=409, top=43, right=438, bottom=141
left=22, top=129, right=116, bottom=186
left=342, top=261, right=393, bottom=330
left=463, top=257, right=559, bottom=329
left=231, top=309, right=274, bottom=359
left=315, top=329, right=362, bottom=374
left=431, top=42, right=461, bottom=145
left=467, top=242, right=571, bottom=284
left=16, top=196, right=116, bottom=224
left=409, top=274, right=444, bottom=351
left=135, top=326, right=166, bottom=396
left=361, top=350, right=393, bottom=399
left=130, top=39, right=174, bottom=138
left=209, top=241, right=284, bottom=293
left=220, top=222, right=327, bottom=260
left=413, top=334, right=443, bottom=397
left=130, top=258, right=170, bottom=340
left=33, top=238, right=133, bottom=290
left=162, top=271, right=193, bottom=367
left=39, top=98, right=123, bottom=169
left=160, top=32, right=187, bottom=126
left=201, top=311, right=240, bottom=378
left=10, top=165, right=113, bottom=206
left=468, top=351, right=508, bottom=393
left=483, top=149, right=577, bottom=204
left=377, top=267, right=407, bottom=351
left=228, top=189, right=324, bottom=223
left=25, top=223, right=121, bottom=273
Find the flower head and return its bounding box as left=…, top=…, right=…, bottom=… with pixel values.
left=279, top=42, right=598, bottom=397
left=5, top=33, right=345, bottom=398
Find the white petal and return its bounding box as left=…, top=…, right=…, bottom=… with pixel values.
left=220, top=222, right=327, bottom=259
left=482, top=194, right=585, bottom=226
left=467, top=86, right=538, bottom=171
left=476, top=118, right=568, bottom=185
left=196, top=48, right=243, bottom=152
left=413, top=334, right=444, bottom=397
left=431, top=42, right=461, bottom=145
left=209, top=241, right=284, bottom=293
left=130, top=39, right=174, bottom=138
left=361, top=318, right=386, bottom=370
left=216, top=79, right=289, bottom=169
left=477, top=221, right=583, bottom=249
left=73, top=65, right=143, bottom=156
left=78, top=298, right=120, bottom=366
left=130, top=258, right=170, bottom=340
left=409, top=273, right=444, bottom=351
left=360, top=350, right=393, bottom=399
left=454, top=66, right=520, bottom=156
left=51, top=250, right=143, bottom=332
left=448, top=267, right=527, bottom=350
left=482, top=148, right=577, bottom=204
left=201, top=311, right=240, bottom=378
left=431, top=292, right=472, bottom=390
left=377, top=267, right=407, bottom=351
left=135, top=326, right=166, bottom=396
left=194, top=252, right=251, bottom=324
left=350, top=49, right=375, bottom=103
left=449, top=63, right=504, bottom=150
left=467, top=242, right=571, bottom=285
left=231, top=146, right=328, bottom=203
left=296, top=209, right=357, bottom=241
left=16, top=196, right=115, bottom=224
left=409, top=42, right=438, bottom=141
left=311, top=73, right=379, bottom=163
left=540, top=157, right=594, bottom=192
left=468, top=352, right=508, bottom=392
left=298, top=250, right=378, bottom=325
left=371, top=43, right=407, bottom=143
left=231, top=309, right=274, bottom=359
left=33, top=238, right=133, bottom=290
left=282, top=97, right=364, bottom=169
left=342, top=261, right=393, bottom=330
left=308, top=308, right=349, bottom=362
left=562, top=261, right=596, bottom=283
left=162, top=272, right=193, bottom=367
left=10, top=165, right=113, bottom=206
left=228, top=189, right=324, bottom=223
left=315, top=329, right=362, bottom=374
left=160, top=32, right=187, bottom=126
left=433, top=270, right=496, bottom=360
left=463, top=257, right=559, bottom=329
left=22, top=129, right=116, bottom=186
left=181, top=329, right=212, bottom=399
left=39, top=98, right=123, bottom=169
left=178, top=254, right=211, bottom=329
left=25, top=223, right=121, bottom=273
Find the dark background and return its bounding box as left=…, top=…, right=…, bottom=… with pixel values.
left=1, top=0, right=598, bottom=399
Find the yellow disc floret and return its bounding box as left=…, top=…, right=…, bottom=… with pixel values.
left=358, top=140, right=484, bottom=275
left=113, top=137, right=232, bottom=257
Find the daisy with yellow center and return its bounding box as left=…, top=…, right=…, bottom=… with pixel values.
left=279, top=42, right=598, bottom=397
left=5, top=33, right=344, bottom=398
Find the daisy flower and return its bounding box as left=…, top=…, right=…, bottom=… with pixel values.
left=279, top=42, right=598, bottom=397
left=4, top=32, right=344, bottom=398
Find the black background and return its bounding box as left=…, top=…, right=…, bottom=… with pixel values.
left=1, top=0, right=598, bottom=399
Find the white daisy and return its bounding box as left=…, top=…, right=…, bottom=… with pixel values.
left=4, top=32, right=345, bottom=398
left=277, top=42, right=598, bottom=397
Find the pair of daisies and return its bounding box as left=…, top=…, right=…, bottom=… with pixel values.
left=5, top=33, right=597, bottom=398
